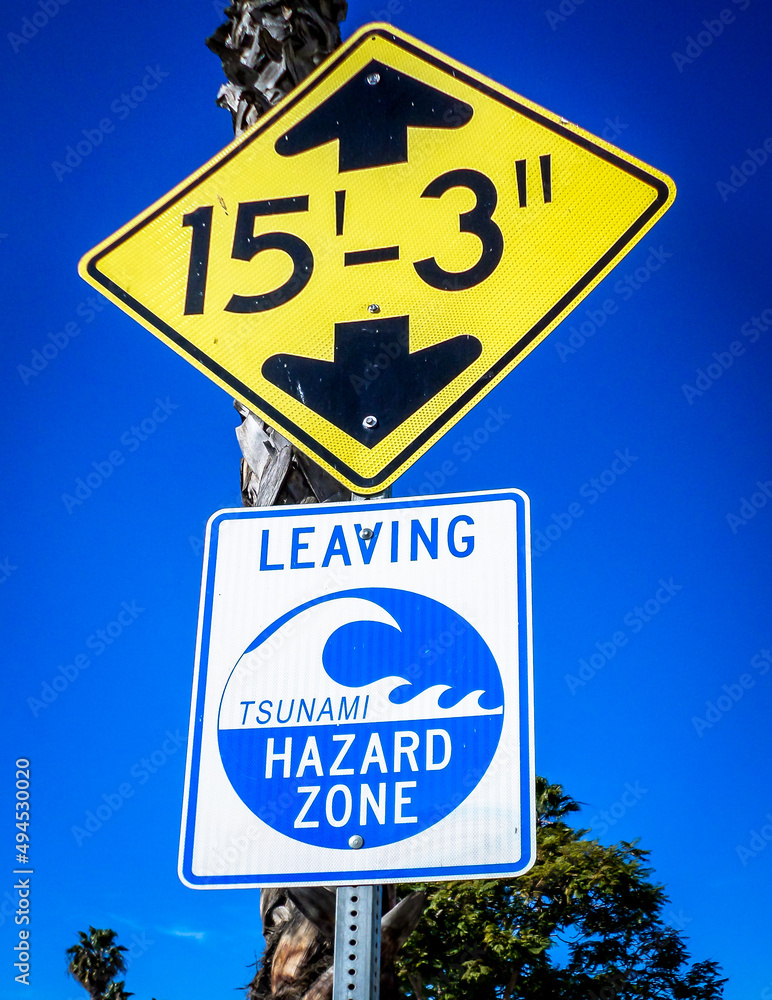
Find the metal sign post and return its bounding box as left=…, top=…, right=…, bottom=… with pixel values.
left=333, top=886, right=382, bottom=1000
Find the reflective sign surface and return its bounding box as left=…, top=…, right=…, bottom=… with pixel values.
left=179, top=490, right=534, bottom=887
left=80, top=24, right=675, bottom=493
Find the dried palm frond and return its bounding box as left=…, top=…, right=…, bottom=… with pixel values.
left=207, top=1, right=348, bottom=136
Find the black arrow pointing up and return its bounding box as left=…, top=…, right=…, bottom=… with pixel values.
left=275, top=60, right=473, bottom=172
left=262, top=316, right=482, bottom=446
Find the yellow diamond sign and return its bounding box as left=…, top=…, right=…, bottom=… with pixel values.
left=79, top=23, right=675, bottom=495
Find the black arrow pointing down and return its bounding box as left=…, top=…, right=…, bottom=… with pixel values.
left=262, top=316, right=482, bottom=446
left=276, top=60, right=473, bottom=172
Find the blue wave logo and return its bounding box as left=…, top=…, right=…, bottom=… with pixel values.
left=218, top=588, right=504, bottom=849
left=321, top=588, right=504, bottom=708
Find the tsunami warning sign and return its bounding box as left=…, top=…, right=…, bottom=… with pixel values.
left=178, top=490, right=534, bottom=887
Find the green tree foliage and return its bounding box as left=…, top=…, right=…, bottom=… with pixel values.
left=66, top=926, right=131, bottom=1000
left=396, top=778, right=726, bottom=999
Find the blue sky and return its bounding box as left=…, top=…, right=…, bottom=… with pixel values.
left=1, top=0, right=771, bottom=998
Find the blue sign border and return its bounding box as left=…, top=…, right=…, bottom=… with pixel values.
left=179, top=489, right=534, bottom=887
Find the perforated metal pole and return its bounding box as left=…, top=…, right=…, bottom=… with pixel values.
left=333, top=885, right=382, bottom=1000
left=333, top=495, right=386, bottom=1000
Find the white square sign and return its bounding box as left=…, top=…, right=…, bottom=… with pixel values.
left=179, top=490, right=534, bottom=887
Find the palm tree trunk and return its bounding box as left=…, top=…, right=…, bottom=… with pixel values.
left=207, top=0, right=351, bottom=507
left=206, top=5, right=426, bottom=998
left=208, top=4, right=346, bottom=992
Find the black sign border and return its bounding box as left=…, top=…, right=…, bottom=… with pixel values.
left=86, top=26, right=673, bottom=491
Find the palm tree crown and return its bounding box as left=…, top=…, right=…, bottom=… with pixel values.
left=66, top=926, right=128, bottom=1000
left=102, top=980, right=133, bottom=1000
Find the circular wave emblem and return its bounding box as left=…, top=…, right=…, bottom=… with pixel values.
left=218, top=588, right=504, bottom=850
